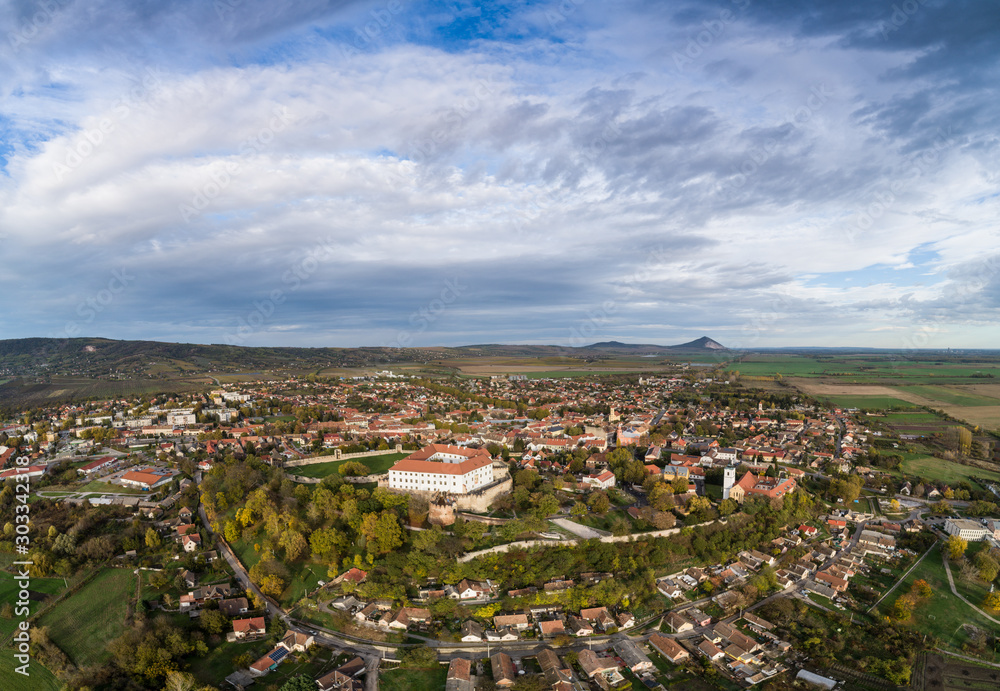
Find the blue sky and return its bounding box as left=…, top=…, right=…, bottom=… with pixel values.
left=0, top=0, right=998, bottom=349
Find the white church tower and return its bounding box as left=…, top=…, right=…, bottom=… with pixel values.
left=722, top=466, right=736, bottom=500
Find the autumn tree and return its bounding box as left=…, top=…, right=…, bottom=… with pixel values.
left=947, top=535, right=968, bottom=561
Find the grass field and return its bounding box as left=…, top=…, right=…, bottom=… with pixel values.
left=77, top=480, right=148, bottom=495
left=881, top=411, right=949, bottom=425
left=879, top=543, right=1000, bottom=661
left=380, top=666, right=448, bottom=691
left=36, top=568, right=135, bottom=667
left=0, top=654, right=61, bottom=691
left=0, top=573, right=66, bottom=638
left=898, top=454, right=1000, bottom=485
left=291, top=452, right=408, bottom=479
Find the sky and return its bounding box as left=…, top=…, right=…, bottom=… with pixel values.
left=0, top=0, right=998, bottom=350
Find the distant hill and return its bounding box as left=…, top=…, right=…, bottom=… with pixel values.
left=0, top=335, right=728, bottom=380
left=583, top=337, right=727, bottom=352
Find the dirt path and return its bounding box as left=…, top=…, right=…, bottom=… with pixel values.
left=941, top=549, right=1000, bottom=626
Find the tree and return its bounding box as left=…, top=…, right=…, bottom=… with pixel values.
left=360, top=511, right=404, bottom=554
left=145, top=528, right=162, bottom=550
left=279, top=676, right=316, bottom=691
left=588, top=491, right=610, bottom=515
left=199, top=609, right=228, bottom=635
left=889, top=597, right=912, bottom=622
left=982, top=592, right=1000, bottom=612
left=912, top=579, right=932, bottom=599
left=400, top=645, right=438, bottom=668
left=718, top=498, right=738, bottom=516
left=570, top=502, right=587, bottom=517
left=947, top=535, right=968, bottom=561
left=163, top=671, right=198, bottom=691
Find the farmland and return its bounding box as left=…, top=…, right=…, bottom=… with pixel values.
left=0, top=655, right=61, bottom=691
left=36, top=568, right=135, bottom=667
left=0, top=573, right=66, bottom=639
left=897, top=453, right=1000, bottom=485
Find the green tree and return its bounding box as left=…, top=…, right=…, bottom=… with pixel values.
left=279, top=675, right=316, bottom=691
left=588, top=491, right=611, bottom=515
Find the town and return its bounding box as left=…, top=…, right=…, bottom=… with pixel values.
left=2, top=361, right=999, bottom=691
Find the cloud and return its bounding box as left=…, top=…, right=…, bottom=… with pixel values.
left=0, top=0, right=998, bottom=347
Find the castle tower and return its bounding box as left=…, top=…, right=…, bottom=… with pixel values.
left=722, top=466, right=736, bottom=500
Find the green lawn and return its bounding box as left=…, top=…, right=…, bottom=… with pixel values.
left=0, top=654, right=61, bottom=691
left=36, top=568, right=135, bottom=667
left=77, top=480, right=148, bottom=495
left=0, top=573, right=67, bottom=639
left=380, top=666, right=448, bottom=691
left=291, top=452, right=408, bottom=479
left=879, top=543, right=1000, bottom=661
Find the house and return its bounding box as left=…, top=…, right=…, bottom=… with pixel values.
left=337, top=567, right=368, bottom=584
left=583, top=469, right=616, bottom=490
left=665, top=611, right=693, bottom=633
left=567, top=615, right=594, bottom=636
left=945, top=518, right=989, bottom=542
left=181, top=533, right=202, bottom=552
left=578, top=648, right=621, bottom=680
left=538, top=619, right=566, bottom=637
left=179, top=506, right=194, bottom=520
left=219, top=597, right=249, bottom=617
left=249, top=646, right=290, bottom=676
left=491, top=652, right=516, bottom=687
left=685, top=608, right=712, bottom=627
left=446, top=657, right=474, bottom=691
left=180, top=569, right=198, bottom=588
left=537, top=648, right=575, bottom=689
left=453, top=578, right=492, bottom=600
left=232, top=617, right=266, bottom=639
left=616, top=612, right=635, bottom=629
left=613, top=637, right=653, bottom=672
left=580, top=606, right=615, bottom=629
left=460, top=620, right=484, bottom=642
left=698, top=639, right=725, bottom=661
left=494, top=613, right=530, bottom=631
left=280, top=630, right=314, bottom=652
left=649, top=633, right=690, bottom=663
left=486, top=627, right=519, bottom=642
left=658, top=580, right=683, bottom=599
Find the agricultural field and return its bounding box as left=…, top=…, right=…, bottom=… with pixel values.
left=0, top=375, right=208, bottom=407
left=380, top=666, right=448, bottom=691
left=0, top=654, right=61, bottom=691
left=290, top=452, right=408, bottom=479
left=897, top=453, right=1000, bottom=485
left=0, top=573, right=67, bottom=639
left=36, top=568, right=135, bottom=668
